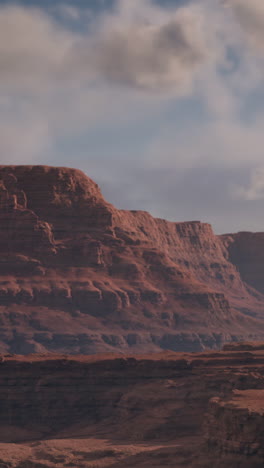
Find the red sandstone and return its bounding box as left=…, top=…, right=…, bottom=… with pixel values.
left=0, top=165, right=263, bottom=354
left=0, top=344, right=263, bottom=466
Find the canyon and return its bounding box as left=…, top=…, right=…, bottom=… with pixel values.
left=0, top=343, right=263, bottom=467
left=0, top=166, right=263, bottom=467
left=0, top=165, right=263, bottom=354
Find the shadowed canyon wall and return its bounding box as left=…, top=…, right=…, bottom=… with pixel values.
left=0, top=345, right=263, bottom=467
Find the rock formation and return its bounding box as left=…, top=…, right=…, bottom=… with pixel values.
left=0, top=344, right=263, bottom=467
left=0, top=165, right=263, bottom=354
left=205, top=390, right=264, bottom=466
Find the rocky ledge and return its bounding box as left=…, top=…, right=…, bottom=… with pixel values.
left=0, top=344, right=263, bottom=467
left=205, top=390, right=264, bottom=467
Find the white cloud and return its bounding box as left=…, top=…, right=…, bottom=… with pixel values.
left=233, top=167, right=264, bottom=201
left=0, top=116, right=51, bottom=163
left=75, top=2, right=212, bottom=92
left=0, top=6, right=77, bottom=93
left=55, top=5, right=82, bottom=22
left=0, top=0, right=263, bottom=235
left=226, top=0, right=264, bottom=49
left=143, top=116, right=264, bottom=173
left=0, top=0, right=218, bottom=165
left=0, top=2, right=214, bottom=94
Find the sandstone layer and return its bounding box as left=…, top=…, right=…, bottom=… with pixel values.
left=205, top=389, right=264, bottom=467
left=0, top=165, right=263, bottom=353
left=0, top=345, right=263, bottom=467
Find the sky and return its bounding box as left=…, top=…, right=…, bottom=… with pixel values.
left=1, top=0, right=264, bottom=233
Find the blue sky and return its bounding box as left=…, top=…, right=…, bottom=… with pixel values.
left=0, top=0, right=264, bottom=233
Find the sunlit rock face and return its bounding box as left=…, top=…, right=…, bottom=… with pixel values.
left=0, top=165, right=263, bottom=354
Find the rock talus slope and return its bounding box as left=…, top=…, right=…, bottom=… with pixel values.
left=0, top=165, right=263, bottom=353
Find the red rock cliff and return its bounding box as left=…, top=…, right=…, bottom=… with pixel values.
left=0, top=165, right=263, bottom=354
left=222, top=231, right=264, bottom=295
left=205, top=389, right=264, bottom=467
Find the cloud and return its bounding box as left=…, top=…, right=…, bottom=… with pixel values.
left=75, top=3, right=211, bottom=92
left=233, top=167, right=264, bottom=201
left=226, top=0, right=264, bottom=49
left=0, top=114, right=51, bottom=163
left=0, top=0, right=254, bottom=97
left=145, top=117, right=264, bottom=171
left=54, top=5, right=82, bottom=21
left=85, top=157, right=260, bottom=234
left=0, top=1, right=213, bottom=94
left=0, top=6, right=76, bottom=93
left=0, top=0, right=217, bottom=166
left=0, top=0, right=264, bottom=233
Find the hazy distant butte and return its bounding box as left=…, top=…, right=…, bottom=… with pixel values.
left=0, top=165, right=263, bottom=354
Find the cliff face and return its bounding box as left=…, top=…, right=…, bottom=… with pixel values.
left=222, top=232, right=264, bottom=295
left=0, top=165, right=263, bottom=354
left=205, top=390, right=264, bottom=467
left=0, top=346, right=263, bottom=467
